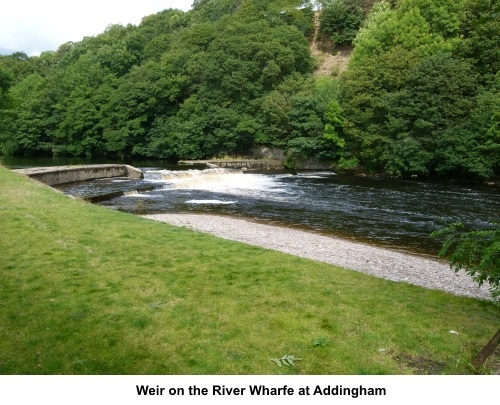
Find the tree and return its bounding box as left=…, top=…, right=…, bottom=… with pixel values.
left=0, top=68, right=13, bottom=152
left=399, top=0, right=462, bottom=38
left=3, top=73, right=55, bottom=155
left=459, top=0, right=499, bottom=79
left=320, top=0, right=365, bottom=46
left=0, top=68, right=11, bottom=110
left=4, top=0, right=496, bottom=174
left=339, top=0, right=499, bottom=180
left=388, top=52, right=480, bottom=177
left=192, top=0, right=241, bottom=22
left=0, top=52, right=35, bottom=85
left=432, top=222, right=500, bottom=301
left=432, top=221, right=500, bottom=369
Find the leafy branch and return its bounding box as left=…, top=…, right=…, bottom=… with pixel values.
left=431, top=222, right=500, bottom=300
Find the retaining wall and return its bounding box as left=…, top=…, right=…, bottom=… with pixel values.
left=14, top=164, right=143, bottom=186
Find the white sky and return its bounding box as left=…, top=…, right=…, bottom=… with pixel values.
left=0, top=1, right=194, bottom=56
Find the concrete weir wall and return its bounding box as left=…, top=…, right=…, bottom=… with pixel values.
left=178, top=159, right=284, bottom=170
left=14, top=164, right=143, bottom=186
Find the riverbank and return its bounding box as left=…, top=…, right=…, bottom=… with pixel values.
left=143, top=213, right=491, bottom=301
left=2, top=165, right=499, bottom=374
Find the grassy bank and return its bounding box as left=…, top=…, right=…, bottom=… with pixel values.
left=0, top=166, right=498, bottom=374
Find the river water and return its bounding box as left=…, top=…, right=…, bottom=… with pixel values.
left=3, top=156, right=499, bottom=255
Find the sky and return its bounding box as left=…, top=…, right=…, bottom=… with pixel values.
left=0, top=1, right=194, bottom=56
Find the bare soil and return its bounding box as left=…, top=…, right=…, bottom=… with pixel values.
left=310, top=11, right=353, bottom=76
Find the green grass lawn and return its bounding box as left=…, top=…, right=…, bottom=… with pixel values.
left=0, top=165, right=498, bottom=374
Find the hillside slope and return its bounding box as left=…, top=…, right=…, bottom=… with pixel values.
left=310, top=11, right=352, bottom=76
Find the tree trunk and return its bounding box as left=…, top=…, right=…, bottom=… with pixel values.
left=471, top=329, right=500, bottom=368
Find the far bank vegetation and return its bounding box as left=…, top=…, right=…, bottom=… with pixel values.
left=0, top=0, right=498, bottom=181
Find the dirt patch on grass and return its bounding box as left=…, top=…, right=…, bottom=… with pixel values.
left=394, top=353, right=447, bottom=375
left=394, top=348, right=500, bottom=375
left=482, top=347, right=500, bottom=375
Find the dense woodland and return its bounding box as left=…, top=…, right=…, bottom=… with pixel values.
left=0, top=0, right=498, bottom=181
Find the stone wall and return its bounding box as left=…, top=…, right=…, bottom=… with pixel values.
left=248, top=147, right=285, bottom=161
left=292, top=158, right=333, bottom=170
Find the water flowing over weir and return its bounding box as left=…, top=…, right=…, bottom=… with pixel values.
left=144, top=168, right=247, bottom=187
left=53, top=167, right=500, bottom=255
left=143, top=168, right=287, bottom=197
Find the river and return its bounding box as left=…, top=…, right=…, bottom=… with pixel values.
left=2, top=156, right=499, bottom=255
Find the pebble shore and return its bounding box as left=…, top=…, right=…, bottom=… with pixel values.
left=143, top=213, right=491, bottom=301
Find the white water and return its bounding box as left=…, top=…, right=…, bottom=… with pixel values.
left=144, top=168, right=291, bottom=200
left=123, top=190, right=140, bottom=196
left=186, top=200, right=236, bottom=205
left=123, top=190, right=154, bottom=198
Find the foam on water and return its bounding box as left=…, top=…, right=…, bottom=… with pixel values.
left=185, top=200, right=236, bottom=205
left=123, top=193, right=154, bottom=198
left=123, top=189, right=158, bottom=198
left=144, top=168, right=291, bottom=199
left=295, top=172, right=335, bottom=179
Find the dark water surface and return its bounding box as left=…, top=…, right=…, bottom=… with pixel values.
left=3, top=157, right=499, bottom=255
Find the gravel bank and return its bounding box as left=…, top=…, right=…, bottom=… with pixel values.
left=143, top=213, right=491, bottom=301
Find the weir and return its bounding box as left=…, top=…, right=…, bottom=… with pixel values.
left=14, top=164, right=143, bottom=186
left=178, top=159, right=284, bottom=170
left=144, top=168, right=247, bottom=189
left=83, top=185, right=164, bottom=203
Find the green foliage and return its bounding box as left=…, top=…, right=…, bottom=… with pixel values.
left=336, top=156, right=359, bottom=172
left=320, top=0, right=365, bottom=45
left=0, top=68, right=13, bottom=151
left=0, top=0, right=318, bottom=160
left=0, top=52, right=36, bottom=85
left=399, top=0, right=462, bottom=38
left=192, top=0, right=242, bottom=22
left=1, top=0, right=498, bottom=181
left=459, top=0, right=500, bottom=79
left=323, top=100, right=346, bottom=150
left=351, top=1, right=449, bottom=64
left=312, top=337, right=331, bottom=347
left=0, top=67, right=11, bottom=109
left=259, top=75, right=345, bottom=163
left=4, top=73, right=55, bottom=155
left=432, top=223, right=500, bottom=300
left=340, top=0, right=500, bottom=180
